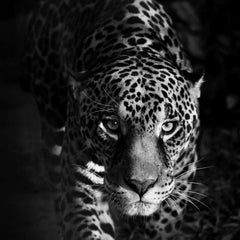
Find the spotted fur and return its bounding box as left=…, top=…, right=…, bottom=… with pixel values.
left=25, top=0, right=203, bottom=239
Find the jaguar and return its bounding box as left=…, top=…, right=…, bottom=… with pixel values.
left=24, top=0, right=203, bottom=239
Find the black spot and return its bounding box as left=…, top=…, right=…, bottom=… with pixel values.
left=161, top=218, right=168, bottom=224
left=149, top=230, right=157, bottom=238
left=126, top=16, right=145, bottom=25
left=149, top=80, right=156, bottom=86
left=131, top=82, right=138, bottom=88
left=113, top=43, right=127, bottom=50
left=137, top=38, right=147, bottom=45
left=169, top=77, right=176, bottom=85
left=144, top=94, right=151, bottom=102
left=186, top=124, right=191, bottom=133
left=142, top=74, right=151, bottom=80
left=161, top=84, right=169, bottom=91
left=120, top=73, right=129, bottom=78
left=148, top=1, right=158, bottom=10
left=124, top=79, right=132, bottom=86
left=179, top=200, right=186, bottom=208
left=82, top=231, right=92, bottom=238
left=89, top=224, right=101, bottom=232
left=127, top=5, right=139, bottom=13
left=171, top=210, right=178, bottom=217
left=128, top=37, right=136, bottom=46
left=164, top=206, right=171, bottom=213
left=145, top=114, right=149, bottom=123
left=162, top=90, right=168, bottom=98
left=150, top=42, right=164, bottom=52
left=136, top=105, right=141, bottom=112
left=178, top=105, right=184, bottom=116
left=140, top=1, right=150, bottom=10
left=79, top=209, right=96, bottom=217
left=131, top=71, right=138, bottom=76
left=185, top=113, right=190, bottom=120
left=149, top=109, right=153, bottom=117
left=123, top=101, right=133, bottom=111
left=180, top=88, right=185, bottom=98
left=141, top=105, right=146, bottom=113
left=100, top=223, right=115, bottom=237
left=151, top=15, right=158, bottom=24
left=142, top=10, right=150, bottom=18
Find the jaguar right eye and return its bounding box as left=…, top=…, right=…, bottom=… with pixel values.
left=98, top=115, right=121, bottom=141
left=102, top=118, right=120, bottom=134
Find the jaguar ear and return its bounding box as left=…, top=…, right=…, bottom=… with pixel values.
left=190, top=76, right=204, bottom=99
left=68, top=69, right=89, bottom=99
left=182, top=69, right=204, bottom=99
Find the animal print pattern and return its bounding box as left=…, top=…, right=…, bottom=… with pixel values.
left=24, top=0, right=203, bottom=239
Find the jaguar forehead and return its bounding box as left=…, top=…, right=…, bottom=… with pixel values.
left=118, top=91, right=166, bottom=132
left=84, top=52, right=196, bottom=136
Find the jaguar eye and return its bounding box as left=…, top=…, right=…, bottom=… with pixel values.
left=103, top=119, right=120, bottom=133
left=162, top=121, right=177, bottom=135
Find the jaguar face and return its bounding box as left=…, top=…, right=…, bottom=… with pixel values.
left=98, top=101, right=191, bottom=217
left=72, top=58, right=202, bottom=216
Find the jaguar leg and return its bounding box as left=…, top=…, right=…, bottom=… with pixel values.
left=59, top=151, right=115, bottom=240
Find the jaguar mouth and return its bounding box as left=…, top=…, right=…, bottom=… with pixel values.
left=124, top=200, right=160, bottom=216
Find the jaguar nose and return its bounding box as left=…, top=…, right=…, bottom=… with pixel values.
left=124, top=177, right=157, bottom=197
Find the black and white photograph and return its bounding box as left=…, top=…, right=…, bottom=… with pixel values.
left=1, top=0, right=240, bottom=239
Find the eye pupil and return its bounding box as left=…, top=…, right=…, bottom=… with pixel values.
left=107, top=120, right=119, bottom=130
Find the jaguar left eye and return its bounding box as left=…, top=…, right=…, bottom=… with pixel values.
left=162, top=121, right=178, bottom=135
left=103, top=118, right=120, bottom=134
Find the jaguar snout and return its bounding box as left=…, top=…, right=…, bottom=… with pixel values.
left=122, top=160, right=159, bottom=197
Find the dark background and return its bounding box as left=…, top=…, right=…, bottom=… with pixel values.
left=0, top=0, right=240, bottom=239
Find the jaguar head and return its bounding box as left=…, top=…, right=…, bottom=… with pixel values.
left=69, top=57, right=203, bottom=216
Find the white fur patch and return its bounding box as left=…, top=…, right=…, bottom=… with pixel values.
left=86, top=161, right=105, bottom=172
left=75, top=166, right=104, bottom=185
left=190, top=76, right=204, bottom=99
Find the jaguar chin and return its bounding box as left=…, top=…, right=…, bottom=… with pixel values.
left=124, top=201, right=160, bottom=216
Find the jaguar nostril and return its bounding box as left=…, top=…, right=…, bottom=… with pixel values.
left=124, top=177, right=157, bottom=197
